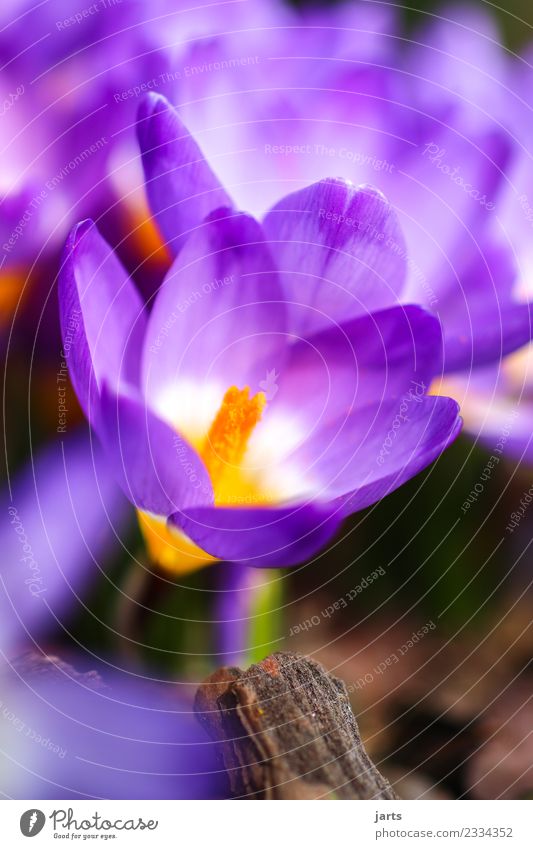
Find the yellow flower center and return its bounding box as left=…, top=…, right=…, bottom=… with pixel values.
left=202, top=385, right=266, bottom=504
left=138, top=385, right=268, bottom=574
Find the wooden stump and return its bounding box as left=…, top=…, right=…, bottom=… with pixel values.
left=195, top=651, right=398, bottom=800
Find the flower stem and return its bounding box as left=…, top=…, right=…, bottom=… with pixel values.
left=214, top=564, right=284, bottom=667
left=115, top=558, right=160, bottom=664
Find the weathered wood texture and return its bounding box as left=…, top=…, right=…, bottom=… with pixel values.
left=195, top=651, right=398, bottom=800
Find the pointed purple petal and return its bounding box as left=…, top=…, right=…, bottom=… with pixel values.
left=142, top=209, right=286, bottom=426
left=58, top=220, right=147, bottom=426
left=97, top=386, right=214, bottom=517
left=269, top=304, right=443, bottom=437
left=289, top=395, right=462, bottom=516
left=172, top=503, right=343, bottom=568
left=137, top=93, right=232, bottom=257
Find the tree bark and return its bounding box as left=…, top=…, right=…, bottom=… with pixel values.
left=195, top=650, right=398, bottom=800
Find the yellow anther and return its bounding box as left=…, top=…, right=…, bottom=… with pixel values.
left=138, top=385, right=268, bottom=573
left=200, top=386, right=266, bottom=502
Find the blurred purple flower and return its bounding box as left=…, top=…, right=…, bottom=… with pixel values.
left=143, top=1, right=533, bottom=461
left=0, top=427, right=223, bottom=799
left=58, top=95, right=462, bottom=573
left=0, top=656, right=224, bottom=799
left=3, top=0, right=531, bottom=382
left=0, top=428, right=129, bottom=657
left=0, top=0, right=354, bottom=266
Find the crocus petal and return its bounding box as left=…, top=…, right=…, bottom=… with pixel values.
left=408, top=7, right=509, bottom=121
left=397, top=126, right=511, bottom=307
left=97, top=385, right=213, bottom=516
left=437, top=240, right=531, bottom=372
left=288, top=395, right=461, bottom=516
left=0, top=185, right=51, bottom=267
left=263, top=304, right=443, bottom=447
left=0, top=429, right=129, bottom=657
left=261, top=178, right=406, bottom=336
left=58, top=220, right=147, bottom=425
left=436, top=359, right=533, bottom=464
left=0, top=662, right=224, bottom=800
left=444, top=302, right=532, bottom=374
left=172, top=503, right=343, bottom=568
left=142, top=209, right=286, bottom=430
left=137, top=93, right=233, bottom=257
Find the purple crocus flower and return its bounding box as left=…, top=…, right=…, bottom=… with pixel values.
left=0, top=0, right=160, bottom=348
left=58, top=95, right=461, bottom=574
left=0, top=0, right=207, bottom=317
left=411, top=7, right=533, bottom=463
left=0, top=430, right=223, bottom=799
left=4, top=0, right=392, bottom=356
left=0, top=0, right=348, bottom=267
left=142, top=1, right=533, bottom=457
left=0, top=428, right=130, bottom=658
left=0, top=656, right=224, bottom=799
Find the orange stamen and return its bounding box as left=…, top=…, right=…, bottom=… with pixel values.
left=138, top=385, right=267, bottom=573
left=200, top=385, right=266, bottom=502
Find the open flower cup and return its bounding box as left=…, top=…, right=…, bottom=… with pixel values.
left=58, top=94, right=463, bottom=576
